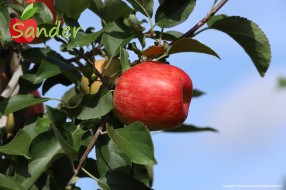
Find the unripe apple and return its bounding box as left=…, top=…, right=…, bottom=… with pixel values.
left=4, top=113, right=15, bottom=139
left=113, top=61, right=193, bottom=131
left=81, top=59, right=121, bottom=94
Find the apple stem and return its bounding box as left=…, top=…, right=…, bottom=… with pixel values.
left=65, top=121, right=106, bottom=190
left=170, top=0, right=229, bottom=45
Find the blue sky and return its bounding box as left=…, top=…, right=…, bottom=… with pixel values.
left=43, top=0, right=286, bottom=189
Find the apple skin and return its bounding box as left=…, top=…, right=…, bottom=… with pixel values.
left=81, top=59, right=121, bottom=94
left=9, top=18, right=37, bottom=43
left=27, top=90, right=45, bottom=117
left=113, top=61, right=193, bottom=131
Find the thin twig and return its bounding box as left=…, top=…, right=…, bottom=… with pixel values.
left=65, top=124, right=105, bottom=189
left=170, top=0, right=229, bottom=45
left=54, top=37, right=109, bottom=88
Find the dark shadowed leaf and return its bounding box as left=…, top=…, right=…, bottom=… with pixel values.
left=0, top=94, right=50, bottom=115
left=168, top=38, right=220, bottom=58
left=164, top=124, right=218, bottom=133
left=107, top=122, right=156, bottom=165
left=106, top=169, right=151, bottom=190
left=89, top=0, right=132, bottom=22
left=96, top=135, right=131, bottom=177
left=103, top=20, right=133, bottom=56
left=22, top=47, right=65, bottom=65
left=155, top=0, right=196, bottom=28
left=0, top=117, right=51, bottom=158
left=61, top=87, right=81, bottom=107
left=13, top=131, right=64, bottom=189
left=193, top=89, right=205, bottom=98
left=55, top=0, right=90, bottom=20
left=207, top=15, right=271, bottom=77
left=78, top=158, right=100, bottom=179
left=126, top=0, right=154, bottom=18
left=132, top=164, right=153, bottom=187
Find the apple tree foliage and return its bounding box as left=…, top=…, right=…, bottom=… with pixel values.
left=0, top=0, right=271, bottom=189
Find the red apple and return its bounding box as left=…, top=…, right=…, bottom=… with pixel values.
left=113, top=61, right=193, bottom=131
left=9, top=18, right=37, bottom=43
left=27, top=90, right=45, bottom=117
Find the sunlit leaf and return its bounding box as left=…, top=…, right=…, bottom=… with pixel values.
left=0, top=94, right=50, bottom=115
left=107, top=122, right=156, bottom=165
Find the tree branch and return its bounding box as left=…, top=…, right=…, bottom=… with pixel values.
left=54, top=37, right=109, bottom=88
left=65, top=122, right=105, bottom=190
left=170, top=0, right=229, bottom=45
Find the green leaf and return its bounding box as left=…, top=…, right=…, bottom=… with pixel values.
left=132, top=164, right=153, bottom=187
left=22, top=47, right=65, bottom=65
left=87, top=0, right=104, bottom=17
left=89, top=0, right=132, bottom=22
left=153, top=30, right=183, bottom=41
left=62, top=90, right=113, bottom=120
left=164, top=124, right=218, bottom=133
left=155, top=0, right=196, bottom=28
left=0, top=4, right=12, bottom=44
left=168, top=38, right=220, bottom=58
left=193, top=89, right=205, bottom=98
left=67, top=30, right=102, bottom=50
left=207, top=15, right=271, bottom=77
left=103, top=20, right=133, bottom=57
left=96, top=136, right=132, bottom=177
left=55, top=0, right=90, bottom=20
left=61, top=87, right=81, bottom=107
left=76, top=91, right=113, bottom=120
left=34, top=56, right=75, bottom=84
left=0, top=94, right=49, bottom=115
left=278, top=77, right=286, bottom=89
left=103, top=0, right=133, bottom=22
left=0, top=173, right=24, bottom=190
left=32, top=2, right=53, bottom=24
left=0, top=130, right=31, bottom=159
left=119, top=47, right=131, bottom=72
left=107, top=122, right=156, bottom=165
left=106, top=169, right=151, bottom=190
left=126, top=0, right=154, bottom=18
left=124, top=14, right=146, bottom=48
left=0, top=117, right=51, bottom=158
left=21, top=3, right=38, bottom=20
left=42, top=74, right=74, bottom=95
left=13, top=131, right=64, bottom=189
